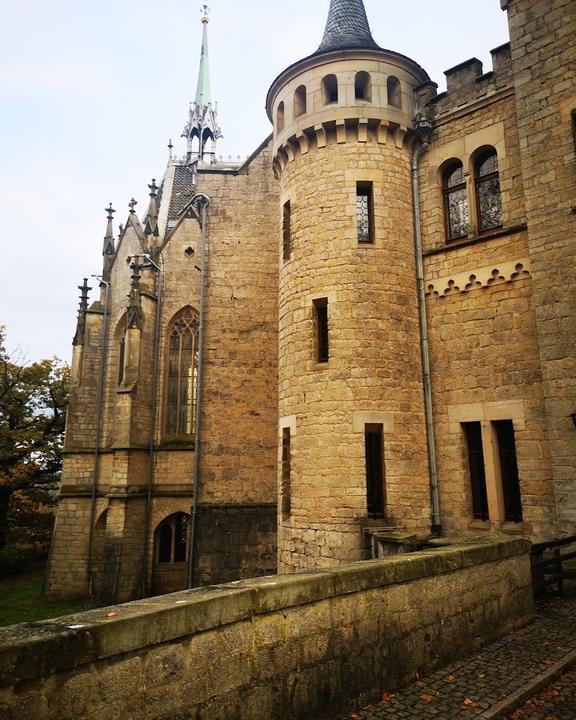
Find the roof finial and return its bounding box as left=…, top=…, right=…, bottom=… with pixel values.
left=144, top=179, right=160, bottom=240
left=168, top=138, right=174, bottom=160
left=102, top=204, right=116, bottom=283
left=201, top=3, right=210, bottom=24
left=129, top=198, right=138, bottom=215
left=73, top=278, right=92, bottom=346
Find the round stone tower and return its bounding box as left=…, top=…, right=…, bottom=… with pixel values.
left=267, top=0, right=434, bottom=573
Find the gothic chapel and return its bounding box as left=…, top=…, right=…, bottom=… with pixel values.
left=46, top=0, right=576, bottom=602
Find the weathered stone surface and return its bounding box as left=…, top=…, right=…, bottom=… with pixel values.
left=0, top=540, right=534, bottom=719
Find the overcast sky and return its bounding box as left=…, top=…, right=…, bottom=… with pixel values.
left=0, top=0, right=509, bottom=363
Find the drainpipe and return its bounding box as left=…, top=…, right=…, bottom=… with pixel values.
left=411, top=116, right=442, bottom=536
left=135, top=253, right=163, bottom=599
left=86, top=277, right=110, bottom=596
left=187, top=193, right=210, bottom=589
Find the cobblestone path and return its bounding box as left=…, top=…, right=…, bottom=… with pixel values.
left=504, top=664, right=576, bottom=720
left=335, top=585, right=576, bottom=720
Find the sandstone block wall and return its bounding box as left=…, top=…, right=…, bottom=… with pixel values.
left=503, top=0, right=576, bottom=535
left=0, top=539, right=533, bottom=720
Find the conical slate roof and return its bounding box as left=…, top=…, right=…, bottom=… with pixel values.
left=316, top=0, right=380, bottom=54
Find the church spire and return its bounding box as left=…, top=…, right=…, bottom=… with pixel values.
left=195, top=8, right=211, bottom=106
left=182, top=4, right=222, bottom=165
left=316, top=0, right=380, bottom=54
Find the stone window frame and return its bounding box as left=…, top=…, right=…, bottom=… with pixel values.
left=449, top=400, right=526, bottom=532
left=472, top=145, right=503, bottom=234
left=442, top=158, right=469, bottom=242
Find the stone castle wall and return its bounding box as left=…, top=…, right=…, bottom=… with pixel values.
left=1, top=540, right=533, bottom=720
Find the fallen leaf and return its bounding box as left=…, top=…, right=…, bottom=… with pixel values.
left=447, top=675, right=458, bottom=682
left=420, top=694, right=434, bottom=703
left=381, top=693, right=392, bottom=703
left=105, top=611, right=119, bottom=618
left=463, top=699, right=476, bottom=707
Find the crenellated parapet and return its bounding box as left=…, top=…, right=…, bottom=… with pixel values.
left=424, top=43, right=513, bottom=117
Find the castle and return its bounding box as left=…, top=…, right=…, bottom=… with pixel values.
left=46, top=0, right=576, bottom=603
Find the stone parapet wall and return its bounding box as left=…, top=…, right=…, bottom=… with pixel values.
left=0, top=539, right=534, bottom=720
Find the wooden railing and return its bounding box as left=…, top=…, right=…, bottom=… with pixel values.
left=531, top=534, right=576, bottom=596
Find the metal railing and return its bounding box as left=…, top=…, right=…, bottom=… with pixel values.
left=531, top=534, right=576, bottom=596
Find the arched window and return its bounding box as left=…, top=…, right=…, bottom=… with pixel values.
left=387, top=76, right=401, bottom=109
left=277, top=101, right=285, bottom=132
left=166, top=307, right=199, bottom=436
left=355, top=72, right=372, bottom=102
left=294, top=85, right=307, bottom=118
left=322, top=75, right=338, bottom=105
left=156, top=513, right=190, bottom=565
left=443, top=161, right=469, bottom=241
left=475, top=148, right=502, bottom=232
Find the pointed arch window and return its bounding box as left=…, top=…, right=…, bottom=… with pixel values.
left=475, top=148, right=502, bottom=232
left=166, top=308, right=199, bottom=436
left=443, top=161, right=469, bottom=241
left=156, top=513, right=190, bottom=565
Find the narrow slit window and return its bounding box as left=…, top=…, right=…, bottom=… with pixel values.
left=494, top=420, right=523, bottom=523
left=313, top=298, right=329, bottom=364
left=282, top=200, right=291, bottom=261
left=365, top=424, right=386, bottom=518
left=463, top=422, right=489, bottom=521
left=357, top=182, right=374, bottom=244
left=281, top=428, right=291, bottom=517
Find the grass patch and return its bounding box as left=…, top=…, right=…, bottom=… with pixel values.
left=0, top=575, right=93, bottom=627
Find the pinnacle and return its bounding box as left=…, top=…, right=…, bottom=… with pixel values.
left=316, top=0, right=380, bottom=54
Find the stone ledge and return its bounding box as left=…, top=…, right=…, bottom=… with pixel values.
left=0, top=538, right=530, bottom=689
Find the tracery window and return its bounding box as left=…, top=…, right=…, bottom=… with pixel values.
left=475, top=149, right=502, bottom=232
left=156, top=513, right=190, bottom=564
left=166, top=308, right=199, bottom=436
left=443, top=161, right=469, bottom=241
